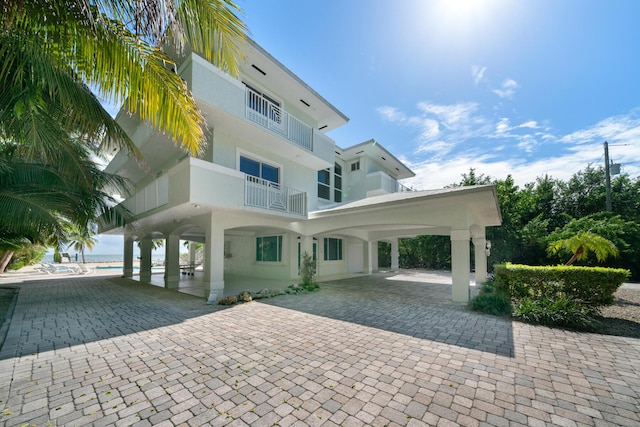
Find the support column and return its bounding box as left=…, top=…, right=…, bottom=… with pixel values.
left=371, top=240, right=379, bottom=272
left=300, top=235, right=315, bottom=278
left=204, top=218, right=225, bottom=304
left=473, top=236, right=488, bottom=288
left=390, top=238, right=400, bottom=271
left=123, top=238, right=134, bottom=278
left=164, top=234, right=181, bottom=289
left=139, top=237, right=153, bottom=283
left=363, top=240, right=375, bottom=275
left=450, top=229, right=471, bottom=303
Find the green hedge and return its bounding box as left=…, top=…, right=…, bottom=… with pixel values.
left=495, top=263, right=629, bottom=307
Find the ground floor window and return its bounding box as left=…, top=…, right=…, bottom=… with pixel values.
left=256, top=235, right=283, bottom=262
left=323, top=237, right=343, bottom=261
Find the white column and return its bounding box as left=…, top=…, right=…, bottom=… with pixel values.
left=473, top=236, right=488, bottom=287
left=164, top=234, right=181, bottom=289
left=123, top=238, right=134, bottom=278
left=371, top=240, right=379, bottom=272
left=450, top=229, right=471, bottom=303
left=204, top=218, right=225, bottom=304
left=390, top=238, right=400, bottom=271
left=300, top=235, right=315, bottom=279
left=139, top=237, right=153, bottom=283
left=363, top=240, right=375, bottom=274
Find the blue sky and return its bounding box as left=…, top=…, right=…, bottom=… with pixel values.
left=89, top=0, right=640, bottom=255
left=242, top=0, right=640, bottom=189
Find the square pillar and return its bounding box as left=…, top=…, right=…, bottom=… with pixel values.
left=363, top=240, right=375, bottom=275
left=204, top=219, right=225, bottom=304
left=139, top=237, right=153, bottom=283
left=123, top=238, right=134, bottom=278
left=450, top=229, right=471, bottom=303
left=390, top=238, right=400, bottom=271
left=164, top=234, right=181, bottom=289
left=473, top=236, right=488, bottom=286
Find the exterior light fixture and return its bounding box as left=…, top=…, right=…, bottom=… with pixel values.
left=485, top=240, right=492, bottom=257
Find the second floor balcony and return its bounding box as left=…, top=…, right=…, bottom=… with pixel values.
left=100, top=158, right=307, bottom=233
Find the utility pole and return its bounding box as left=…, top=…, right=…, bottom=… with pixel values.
left=604, top=141, right=612, bottom=211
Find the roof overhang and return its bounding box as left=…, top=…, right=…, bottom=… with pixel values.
left=337, top=139, right=415, bottom=179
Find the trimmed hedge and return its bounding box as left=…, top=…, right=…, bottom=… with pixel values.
left=495, top=263, right=629, bottom=307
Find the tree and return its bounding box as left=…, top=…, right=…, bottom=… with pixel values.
left=1, top=0, right=248, bottom=156
left=65, top=222, right=99, bottom=264
left=0, top=0, right=248, bottom=257
left=547, top=231, right=619, bottom=266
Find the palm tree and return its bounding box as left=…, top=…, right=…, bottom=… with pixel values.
left=65, top=222, right=99, bottom=264
left=1, top=0, right=247, bottom=156
left=547, top=231, right=619, bottom=266
left=0, top=0, right=248, bottom=258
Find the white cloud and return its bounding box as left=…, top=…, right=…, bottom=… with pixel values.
left=471, top=65, right=487, bottom=85
left=384, top=105, right=640, bottom=190
left=560, top=113, right=640, bottom=146
left=493, top=78, right=519, bottom=99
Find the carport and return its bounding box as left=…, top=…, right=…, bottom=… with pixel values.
left=302, top=185, right=502, bottom=302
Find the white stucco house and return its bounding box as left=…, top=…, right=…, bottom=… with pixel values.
left=100, top=39, right=502, bottom=303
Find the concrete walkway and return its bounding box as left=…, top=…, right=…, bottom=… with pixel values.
left=0, top=274, right=639, bottom=426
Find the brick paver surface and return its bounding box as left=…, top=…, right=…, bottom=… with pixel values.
left=1, top=275, right=639, bottom=426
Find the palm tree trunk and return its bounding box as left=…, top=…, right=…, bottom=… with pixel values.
left=0, top=251, right=14, bottom=273
left=565, top=245, right=584, bottom=265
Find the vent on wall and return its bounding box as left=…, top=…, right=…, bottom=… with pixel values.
left=300, top=99, right=311, bottom=107
left=251, top=64, right=266, bottom=75
left=319, top=125, right=328, bottom=130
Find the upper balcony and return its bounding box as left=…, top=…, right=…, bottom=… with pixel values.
left=245, top=87, right=312, bottom=151
left=182, top=53, right=336, bottom=170
left=366, top=171, right=414, bottom=197
left=100, top=158, right=307, bottom=233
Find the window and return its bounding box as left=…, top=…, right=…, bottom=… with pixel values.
left=256, top=235, right=283, bottom=262
left=334, top=162, right=342, bottom=202
left=350, top=161, right=360, bottom=171
left=318, top=168, right=330, bottom=200
left=323, top=237, right=343, bottom=261
left=241, top=156, right=279, bottom=185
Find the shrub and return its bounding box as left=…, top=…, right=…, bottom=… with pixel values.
left=470, top=293, right=512, bottom=316
left=469, top=279, right=512, bottom=316
left=513, top=296, right=599, bottom=330
left=495, top=263, right=629, bottom=307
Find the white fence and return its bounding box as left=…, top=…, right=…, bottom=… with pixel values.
left=244, top=175, right=306, bottom=216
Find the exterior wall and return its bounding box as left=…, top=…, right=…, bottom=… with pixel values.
left=224, top=232, right=295, bottom=281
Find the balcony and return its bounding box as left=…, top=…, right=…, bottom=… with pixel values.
left=245, top=175, right=307, bottom=216
left=245, top=87, right=312, bottom=151
left=366, top=171, right=414, bottom=197
left=100, top=158, right=307, bottom=232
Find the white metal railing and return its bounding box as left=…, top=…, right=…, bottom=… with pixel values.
left=244, top=175, right=307, bottom=216
left=396, top=181, right=414, bottom=192
left=245, top=87, right=313, bottom=151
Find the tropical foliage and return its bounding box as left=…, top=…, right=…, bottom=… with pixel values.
left=0, top=0, right=247, bottom=271
left=396, top=166, right=640, bottom=280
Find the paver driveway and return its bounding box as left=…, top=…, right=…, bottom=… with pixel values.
left=0, top=274, right=639, bottom=426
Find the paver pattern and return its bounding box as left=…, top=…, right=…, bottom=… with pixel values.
left=0, top=274, right=639, bottom=426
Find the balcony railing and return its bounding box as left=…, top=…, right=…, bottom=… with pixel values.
left=245, top=87, right=313, bottom=151
left=245, top=175, right=307, bottom=216
left=396, top=181, right=414, bottom=192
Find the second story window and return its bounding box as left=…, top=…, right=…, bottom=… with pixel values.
left=350, top=161, right=360, bottom=171
left=241, top=156, right=279, bottom=186
left=318, top=169, right=330, bottom=200
left=334, top=162, right=342, bottom=202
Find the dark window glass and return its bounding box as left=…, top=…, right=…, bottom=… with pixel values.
left=317, top=169, right=330, bottom=185
left=262, top=163, right=279, bottom=184
left=318, top=184, right=330, bottom=200
left=240, top=156, right=260, bottom=178
left=323, top=238, right=343, bottom=261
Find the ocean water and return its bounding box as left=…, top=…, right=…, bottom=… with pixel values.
left=42, top=254, right=125, bottom=263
